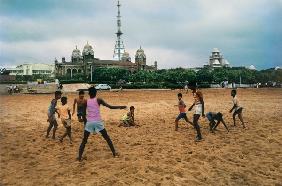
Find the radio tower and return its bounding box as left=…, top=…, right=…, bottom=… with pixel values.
left=113, top=0, right=125, bottom=61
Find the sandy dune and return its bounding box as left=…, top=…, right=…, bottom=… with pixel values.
left=0, top=89, right=282, bottom=185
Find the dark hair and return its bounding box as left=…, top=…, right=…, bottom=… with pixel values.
left=55, top=90, right=62, bottom=96
left=79, top=90, right=84, bottom=95
left=130, top=106, right=135, bottom=110
left=61, top=96, right=67, bottom=103
left=231, top=89, right=237, bottom=94
left=215, top=112, right=223, bottom=120
left=88, top=86, right=97, bottom=98
left=178, top=93, right=182, bottom=97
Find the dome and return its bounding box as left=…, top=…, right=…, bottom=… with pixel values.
left=121, top=51, right=131, bottom=61
left=135, top=46, right=146, bottom=58
left=82, top=42, right=94, bottom=56
left=275, top=66, right=280, bottom=70
left=249, top=65, right=256, bottom=70
left=72, top=46, right=81, bottom=58
left=212, top=48, right=220, bottom=53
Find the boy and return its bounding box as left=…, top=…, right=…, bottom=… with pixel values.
left=77, top=87, right=126, bottom=161
left=230, top=89, right=246, bottom=128
left=188, top=82, right=204, bottom=141
left=206, top=112, right=229, bottom=133
left=72, top=90, right=87, bottom=124
left=46, top=91, right=62, bottom=139
left=57, top=97, right=72, bottom=143
left=119, top=106, right=135, bottom=127
left=175, top=93, right=193, bottom=131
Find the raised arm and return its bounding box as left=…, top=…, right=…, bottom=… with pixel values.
left=188, top=103, right=195, bottom=111
left=97, top=98, right=126, bottom=109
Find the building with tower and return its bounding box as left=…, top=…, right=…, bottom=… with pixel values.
left=54, top=1, right=157, bottom=79
left=208, top=48, right=230, bottom=68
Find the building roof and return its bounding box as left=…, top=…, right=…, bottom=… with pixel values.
left=212, top=48, right=220, bottom=53
left=213, top=59, right=221, bottom=65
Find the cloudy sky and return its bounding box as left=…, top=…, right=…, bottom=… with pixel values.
left=0, top=0, right=281, bottom=69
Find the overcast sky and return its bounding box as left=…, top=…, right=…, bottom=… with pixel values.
left=0, top=0, right=281, bottom=69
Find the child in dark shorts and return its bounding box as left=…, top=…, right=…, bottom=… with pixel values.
left=175, top=93, right=193, bottom=131
left=206, top=112, right=229, bottom=133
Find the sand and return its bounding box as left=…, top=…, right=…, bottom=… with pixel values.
left=0, top=88, right=282, bottom=185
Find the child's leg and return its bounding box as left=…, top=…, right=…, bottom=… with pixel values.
left=238, top=112, right=245, bottom=128
left=78, top=130, right=90, bottom=160
left=232, top=112, right=237, bottom=126
left=100, top=129, right=117, bottom=156
left=221, top=119, right=229, bottom=132
left=193, top=114, right=202, bottom=140
left=46, top=122, right=54, bottom=138
left=67, top=126, right=72, bottom=142
left=52, top=121, right=58, bottom=139
left=184, top=115, right=193, bottom=125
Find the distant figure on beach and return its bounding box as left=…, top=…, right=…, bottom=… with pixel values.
left=184, top=84, right=189, bottom=94
left=174, top=93, right=193, bottom=131
left=46, top=91, right=62, bottom=139
left=72, top=90, right=87, bottom=124
left=188, top=82, right=204, bottom=142
left=206, top=112, right=229, bottom=133
left=57, top=97, right=72, bottom=143
left=77, top=87, right=126, bottom=161
left=119, top=106, right=135, bottom=127
left=229, top=89, right=246, bottom=128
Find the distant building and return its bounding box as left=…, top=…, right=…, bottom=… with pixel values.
left=7, top=63, right=55, bottom=77
left=248, top=64, right=256, bottom=70
left=55, top=43, right=157, bottom=78
left=208, top=48, right=230, bottom=68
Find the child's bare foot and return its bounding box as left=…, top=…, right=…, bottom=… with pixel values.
left=113, top=152, right=120, bottom=158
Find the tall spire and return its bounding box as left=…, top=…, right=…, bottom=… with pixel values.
left=113, top=0, right=125, bottom=61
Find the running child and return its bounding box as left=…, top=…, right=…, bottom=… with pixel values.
left=72, top=90, right=87, bottom=124
left=206, top=112, right=229, bottom=133
left=175, top=93, right=193, bottom=131
left=46, top=91, right=62, bottom=139
left=188, top=82, right=204, bottom=141
left=229, top=89, right=246, bottom=128
left=119, top=106, right=135, bottom=127
left=57, top=97, right=72, bottom=143
left=77, top=87, right=126, bottom=161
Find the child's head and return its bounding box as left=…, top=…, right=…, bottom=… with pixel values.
left=215, top=112, right=223, bottom=120
left=55, top=91, right=62, bottom=100
left=231, top=89, right=237, bottom=97
left=130, top=106, right=135, bottom=112
left=61, top=96, right=67, bottom=105
left=88, top=86, right=97, bottom=98
left=177, top=93, right=182, bottom=100
left=79, top=90, right=85, bottom=99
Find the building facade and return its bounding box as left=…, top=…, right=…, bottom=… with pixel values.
left=7, top=63, right=55, bottom=77
left=54, top=43, right=157, bottom=78
left=208, top=48, right=230, bottom=68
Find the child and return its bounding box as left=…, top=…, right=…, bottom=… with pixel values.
left=119, top=106, right=135, bottom=127
left=175, top=93, right=193, bottom=131
left=77, top=87, right=126, bottom=161
left=206, top=112, right=229, bottom=133
left=46, top=91, right=62, bottom=139
left=57, top=97, right=72, bottom=143
left=72, top=90, right=87, bottom=124
left=229, top=89, right=246, bottom=128
left=188, top=82, right=204, bottom=142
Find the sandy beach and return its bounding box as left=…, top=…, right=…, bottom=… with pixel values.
left=0, top=88, right=281, bottom=185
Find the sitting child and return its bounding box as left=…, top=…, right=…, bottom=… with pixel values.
left=206, top=112, right=229, bottom=133
left=119, top=106, right=135, bottom=127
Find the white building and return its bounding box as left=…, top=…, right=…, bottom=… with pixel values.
left=7, top=63, right=55, bottom=77
left=209, top=48, right=230, bottom=68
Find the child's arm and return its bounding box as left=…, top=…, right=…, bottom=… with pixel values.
left=55, top=108, right=60, bottom=118
left=72, top=98, right=77, bottom=116
left=200, top=97, right=205, bottom=117
left=97, top=98, right=126, bottom=109
left=188, top=103, right=195, bottom=111
left=68, top=109, right=71, bottom=120
left=229, top=104, right=236, bottom=113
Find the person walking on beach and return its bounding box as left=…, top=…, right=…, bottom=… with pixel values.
left=57, top=96, right=73, bottom=143
left=46, top=91, right=62, bottom=139
left=77, top=87, right=126, bottom=161
left=72, top=90, right=87, bottom=124
left=175, top=93, right=193, bottom=131
left=188, top=82, right=204, bottom=142
left=229, top=89, right=246, bottom=128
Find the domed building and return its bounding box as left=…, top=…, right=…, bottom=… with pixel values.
left=55, top=43, right=157, bottom=79
left=209, top=48, right=231, bottom=68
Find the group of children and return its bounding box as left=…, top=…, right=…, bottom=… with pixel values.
left=175, top=82, right=245, bottom=141
left=46, top=82, right=246, bottom=161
